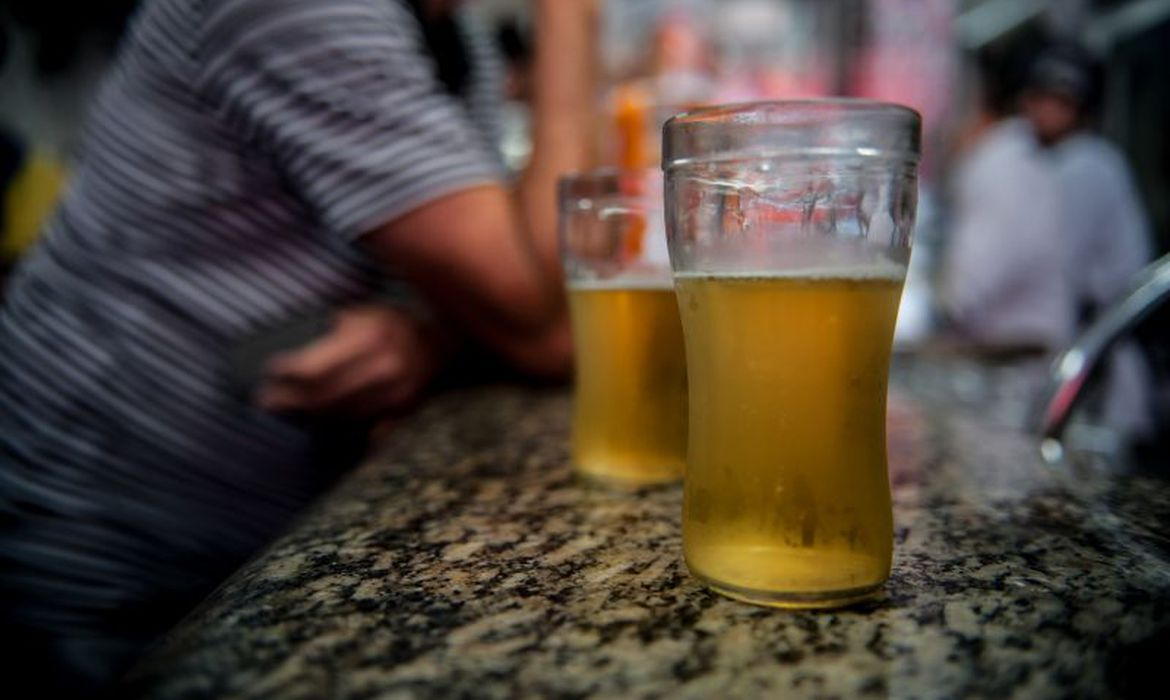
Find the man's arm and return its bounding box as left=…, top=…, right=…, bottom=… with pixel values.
left=360, top=0, right=595, bottom=376
left=362, top=185, right=573, bottom=378
left=516, top=0, right=598, bottom=286
left=258, top=1, right=594, bottom=416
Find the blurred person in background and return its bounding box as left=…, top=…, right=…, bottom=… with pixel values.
left=1021, top=44, right=1155, bottom=442
left=0, top=0, right=593, bottom=695
left=940, top=50, right=1074, bottom=357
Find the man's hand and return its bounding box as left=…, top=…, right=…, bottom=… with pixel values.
left=257, top=305, right=446, bottom=419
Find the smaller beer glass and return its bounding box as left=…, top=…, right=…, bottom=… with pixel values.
left=663, top=100, right=920, bottom=607
left=560, top=169, right=687, bottom=487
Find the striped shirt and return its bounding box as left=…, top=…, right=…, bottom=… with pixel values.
left=0, top=0, right=503, bottom=685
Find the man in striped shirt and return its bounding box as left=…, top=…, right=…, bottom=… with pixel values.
left=0, top=0, right=594, bottom=693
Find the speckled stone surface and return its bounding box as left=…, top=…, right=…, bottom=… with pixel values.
left=124, top=384, right=1170, bottom=699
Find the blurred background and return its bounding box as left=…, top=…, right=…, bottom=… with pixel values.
left=6, top=0, right=1166, bottom=290
left=2, top=0, right=1168, bottom=458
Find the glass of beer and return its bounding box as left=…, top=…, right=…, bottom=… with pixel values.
left=662, top=100, right=921, bottom=607
left=560, top=169, right=687, bottom=487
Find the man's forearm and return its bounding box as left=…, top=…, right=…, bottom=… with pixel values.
left=519, top=0, right=597, bottom=285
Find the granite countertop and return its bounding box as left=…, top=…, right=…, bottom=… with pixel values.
left=125, top=378, right=1170, bottom=699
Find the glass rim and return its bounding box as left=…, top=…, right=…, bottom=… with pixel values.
left=662, top=98, right=922, bottom=171
left=558, top=167, right=661, bottom=202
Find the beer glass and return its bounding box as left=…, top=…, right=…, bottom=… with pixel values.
left=662, top=100, right=920, bottom=607
left=560, top=169, right=687, bottom=487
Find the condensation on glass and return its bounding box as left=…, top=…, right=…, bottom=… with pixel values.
left=662, top=100, right=921, bottom=608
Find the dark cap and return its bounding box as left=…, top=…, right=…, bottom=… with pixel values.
left=1025, top=46, right=1096, bottom=106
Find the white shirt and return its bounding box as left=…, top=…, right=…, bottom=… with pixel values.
left=942, top=118, right=1074, bottom=350
left=1049, top=132, right=1154, bottom=439
left=1049, top=131, right=1152, bottom=315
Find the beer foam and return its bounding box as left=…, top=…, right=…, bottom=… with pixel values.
left=673, top=261, right=907, bottom=282
left=568, top=276, right=676, bottom=291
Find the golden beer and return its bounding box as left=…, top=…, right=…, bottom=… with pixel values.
left=568, top=281, right=688, bottom=486
left=675, top=270, right=905, bottom=607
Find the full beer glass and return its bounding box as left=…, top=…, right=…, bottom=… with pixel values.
left=560, top=169, right=687, bottom=487
left=662, top=101, right=920, bottom=607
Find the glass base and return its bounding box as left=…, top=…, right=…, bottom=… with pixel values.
left=693, top=570, right=885, bottom=610
left=573, top=464, right=682, bottom=490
